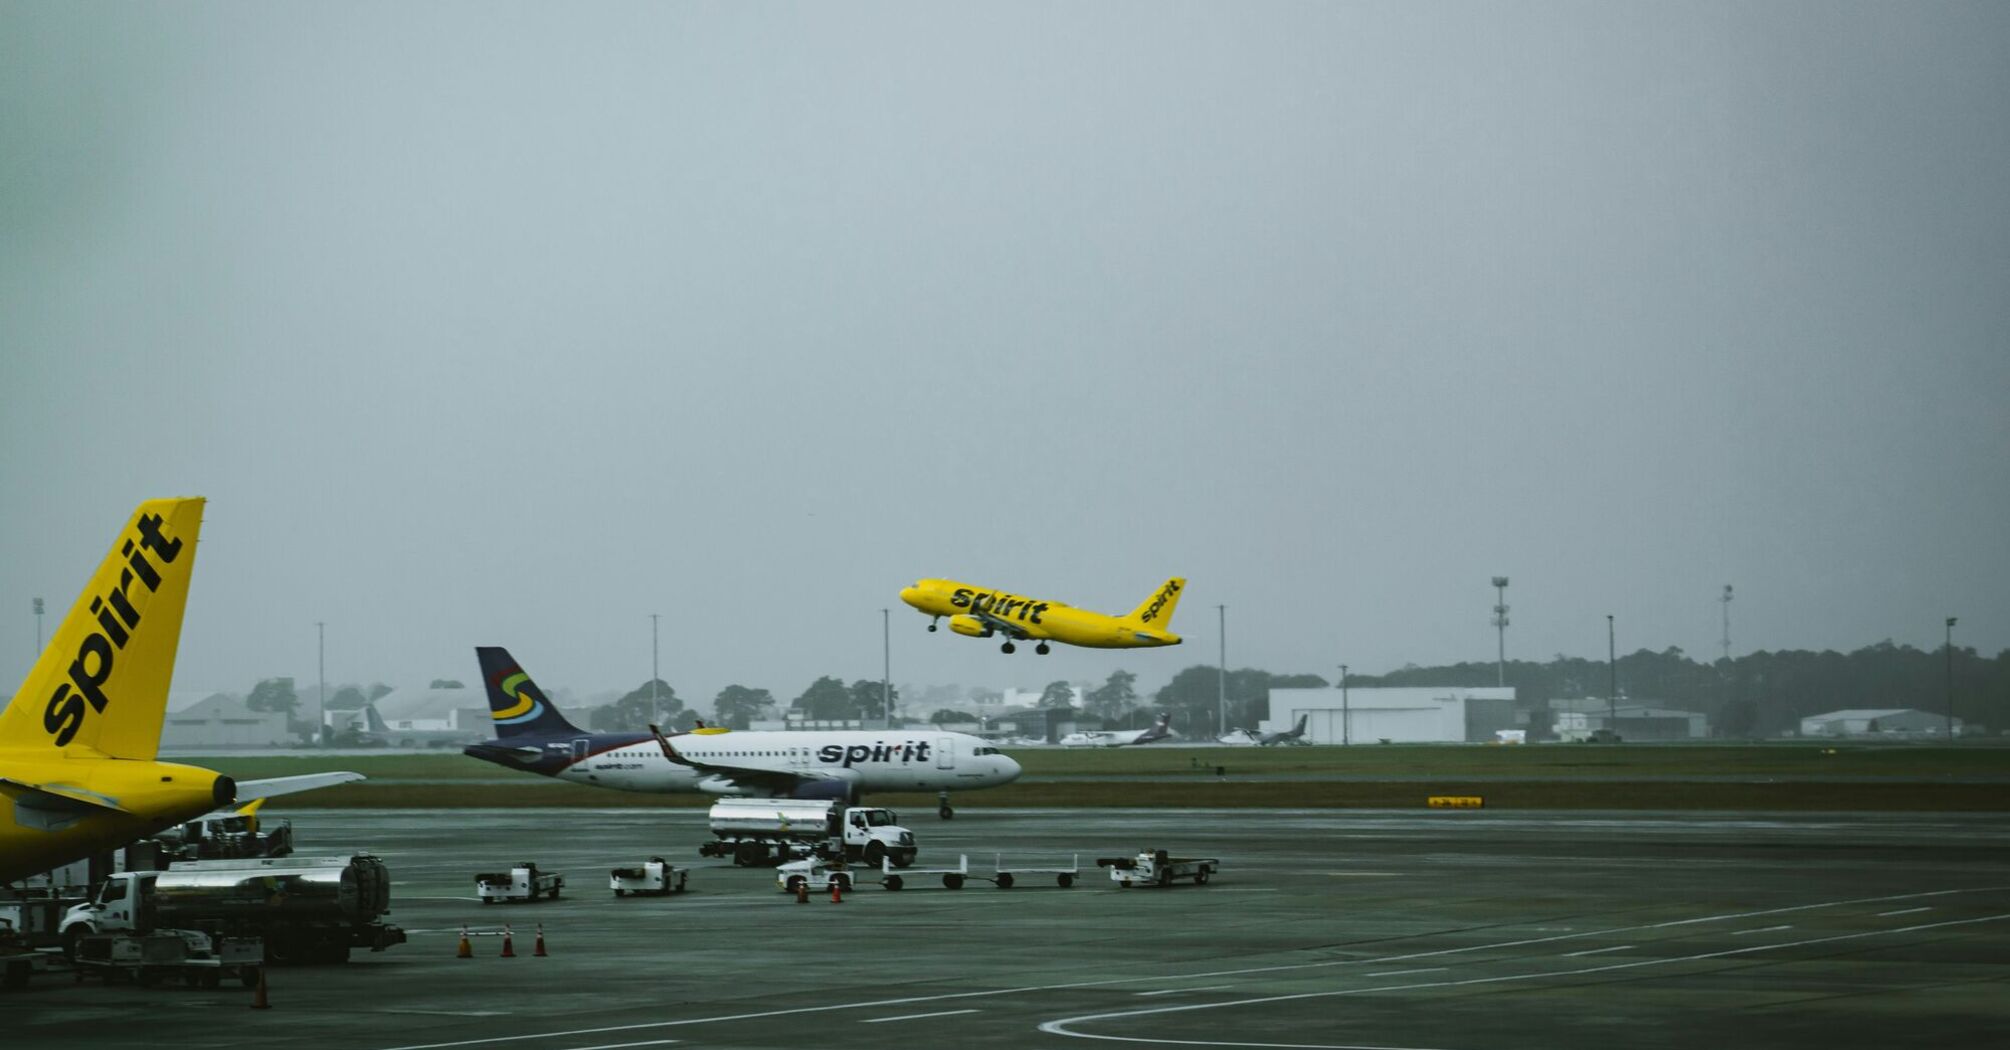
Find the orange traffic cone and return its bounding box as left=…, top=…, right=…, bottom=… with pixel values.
left=533, top=924, right=547, bottom=957
left=796, top=879, right=809, bottom=904
left=250, top=965, right=271, bottom=1010
left=829, top=878, right=843, bottom=904
left=500, top=925, right=515, bottom=958
left=456, top=926, right=472, bottom=959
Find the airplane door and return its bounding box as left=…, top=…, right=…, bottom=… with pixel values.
left=572, top=738, right=590, bottom=761
left=935, top=735, right=955, bottom=770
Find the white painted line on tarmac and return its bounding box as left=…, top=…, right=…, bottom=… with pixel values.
left=1731, top=925, right=1792, bottom=936
left=1562, top=945, right=1632, bottom=958
left=864, top=1009, right=981, bottom=1023
left=1878, top=907, right=1929, bottom=917
left=560, top=1040, right=680, bottom=1050
left=1326, top=872, right=1405, bottom=877
left=1365, top=968, right=1444, bottom=977
left=1136, top=986, right=1233, bottom=996
left=1036, top=912, right=2010, bottom=1045
left=369, top=887, right=2010, bottom=1050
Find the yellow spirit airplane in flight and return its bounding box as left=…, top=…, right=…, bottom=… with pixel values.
left=898, top=577, right=1185, bottom=654
left=0, top=498, right=360, bottom=884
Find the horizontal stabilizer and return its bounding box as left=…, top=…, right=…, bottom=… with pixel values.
left=236, top=771, right=365, bottom=802
left=0, top=776, right=132, bottom=814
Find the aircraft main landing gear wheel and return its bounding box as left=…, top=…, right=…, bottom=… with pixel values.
left=1000, top=641, right=1016, bottom=654
left=939, top=805, right=954, bottom=819
left=927, top=620, right=938, bottom=632
left=1035, top=642, right=1050, bottom=654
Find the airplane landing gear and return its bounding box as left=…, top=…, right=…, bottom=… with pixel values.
left=927, top=618, right=939, bottom=633
left=1035, top=642, right=1050, bottom=655
left=1000, top=641, right=1016, bottom=654
left=938, top=791, right=954, bottom=820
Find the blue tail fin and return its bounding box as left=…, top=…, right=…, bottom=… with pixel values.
left=475, top=646, right=581, bottom=738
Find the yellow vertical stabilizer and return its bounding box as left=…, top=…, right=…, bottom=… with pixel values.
left=1124, top=577, right=1186, bottom=627
left=0, top=498, right=205, bottom=760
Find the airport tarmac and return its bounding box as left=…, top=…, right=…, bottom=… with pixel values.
left=8, top=808, right=2008, bottom=1049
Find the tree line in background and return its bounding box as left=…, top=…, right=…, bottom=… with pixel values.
left=216, top=638, right=2008, bottom=744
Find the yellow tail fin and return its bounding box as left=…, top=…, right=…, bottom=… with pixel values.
left=1125, top=577, right=1186, bottom=627
left=0, top=498, right=204, bottom=759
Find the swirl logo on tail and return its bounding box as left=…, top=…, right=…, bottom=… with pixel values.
left=491, top=669, right=545, bottom=726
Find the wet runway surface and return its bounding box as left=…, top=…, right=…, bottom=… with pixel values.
left=9, top=808, right=2008, bottom=1049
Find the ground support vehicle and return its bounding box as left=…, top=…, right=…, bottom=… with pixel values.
left=1, top=921, right=62, bottom=990
left=477, top=862, right=564, bottom=903
left=775, top=857, right=863, bottom=895
left=986, top=853, right=1079, bottom=889
left=1098, top=849, right=1219, bottom=887
left=610, top=858, right=688, bottom=897
left=877, top=854, right=973, bottom=891
left=699, top=799, right=917, bottom=868
left=70, top=929, right=262, bottom=988
left=152, top=813, right=293, bottom=862
left=60, top=854, right=405, bottom=964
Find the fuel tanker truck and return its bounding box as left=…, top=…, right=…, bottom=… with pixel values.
left=59, top=854, right=405, bottom=964
left=698, top=799, right=918, bottom=868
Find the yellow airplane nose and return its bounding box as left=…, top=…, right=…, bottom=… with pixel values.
left=898, top=585, right=925, bottom=607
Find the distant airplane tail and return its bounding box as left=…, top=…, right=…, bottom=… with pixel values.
left=0, top=498, right=205, bottom=759
left=1125, top=578, right=1185, bottom=627
left=362, top=702, right=391, bottom=735
left=475, top=646, right=582, bottom=738
left=1135, top=711, right=1174, bottom=743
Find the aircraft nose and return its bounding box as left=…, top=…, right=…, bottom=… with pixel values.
left=997, top=754, right=1022, bottom=783
left=899, top=585, right=924, bottom=607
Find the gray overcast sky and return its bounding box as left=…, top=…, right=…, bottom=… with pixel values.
left=4, top=2, right=2007, bottom=708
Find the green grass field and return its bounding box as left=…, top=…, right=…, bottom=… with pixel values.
left=187, top=742, right=2010, bottom=812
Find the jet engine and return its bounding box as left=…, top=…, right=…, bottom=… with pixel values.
left=788, top=770, right=862, bottom=804
left=947, top=614, right=992, bottom=638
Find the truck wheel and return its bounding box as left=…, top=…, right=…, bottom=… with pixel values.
left=863, top=841, right=886, bottom=867
left=944, top=873, right=964, bottom=890
left=614, top=888, right=626, bottom=897
left=1057, top=873, right=1074, bottom=888
left=995, top=873, right=1014, bottom=889
left=884, top=875, right=903, bottom=891
left=1195, top=868, right=1211, bottom=885
left=549, top=885, right=561, bottom=899
left=735, top=842, right=763, bottom=867
left=833, top=874, right=852, bottom=893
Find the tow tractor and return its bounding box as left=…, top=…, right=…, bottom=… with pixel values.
left=610, top=858, right=688, bottom=897
left=776, top=857, right=858, bottom=895
left=1097, top=849, right=1219, bottom=888
left=476, top=862, right=564, bottom=903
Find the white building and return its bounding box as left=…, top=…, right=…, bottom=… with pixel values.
left=1262, top=687, right=1517, bottom=744
left=1800, top=709, right=1961, bottom=738
left=160, top=694, right=293, bottom=749
left=1550, top=700, right=1710, bottom=741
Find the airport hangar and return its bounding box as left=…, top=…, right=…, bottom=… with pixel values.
left=1259, top=686, right=1516, bottom=743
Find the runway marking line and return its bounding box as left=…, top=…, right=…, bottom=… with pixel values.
left=1365, top=968, right=1444, bottom=977
left=1731, top=925, right=1792, bottom=936
left=368, top=885, right=2010, bottom=1050
left=559, top=1041, right=679, bottom=1050
left=863, top=1009, right=981, bottom=1023
left=1137, top=986, right=1233, bottom=996
left=1877, top=907, right=1929, bottom=917
left=1561, top=945, right=1631, bottom=958
left=1036, top=911, right=2010, bottom=1045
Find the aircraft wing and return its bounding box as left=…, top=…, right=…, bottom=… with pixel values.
left=648, top=725, right=857, bottom=796
left=0, top=777, right=131, bottom=814
left=235, top=771, right=366, bottom=802
left=967, top=605, right=1033, bottom=640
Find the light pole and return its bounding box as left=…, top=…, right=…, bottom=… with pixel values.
left=33, top=597, right=45, bottom=655
left=881, top=607, right=891, bottom=730
left=649, top=613, right=660, bottom=720
left=1338, top=663, right=1350, bottom=746
left=1606, top=614, right=1617, bottom=733
left=1216, top=604, right=1227, bottom=737
left=1720, top=585, right=1734, bottom=664
left=1491, top=577, right=1509, bottom=688
left=1945, top=617, right=1958, bottom=740
left=316, top=621, right=325, bottom=745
